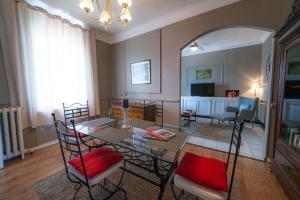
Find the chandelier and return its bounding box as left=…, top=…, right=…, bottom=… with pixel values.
left=79, top=0, right=132, bottom=31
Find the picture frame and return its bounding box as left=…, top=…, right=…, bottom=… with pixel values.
left=225, top=90, right=239, bottom=98
left=131, top=60, right=151, bottom=85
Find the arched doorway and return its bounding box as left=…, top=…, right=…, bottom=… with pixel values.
left=179, top=26, right=275, bottom=161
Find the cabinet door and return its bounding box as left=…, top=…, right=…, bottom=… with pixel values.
left=197, top=99, right=211, bottom=116
left=278, top=43, right=300, bottom=156
left=212, top=100, right=225, bottom=114
left=183, top=99, right=197, bottom=112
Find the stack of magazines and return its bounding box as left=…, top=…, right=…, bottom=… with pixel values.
left=132, top=126, right=176, bottom=141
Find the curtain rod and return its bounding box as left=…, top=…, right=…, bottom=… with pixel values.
left=16, top=0, right=89, bottom=32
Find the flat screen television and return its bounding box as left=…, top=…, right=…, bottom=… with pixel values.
left=191, top=83, right=215, bottom=97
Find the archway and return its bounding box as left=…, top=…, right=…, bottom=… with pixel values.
left=179, top=26, right=275, bottom=161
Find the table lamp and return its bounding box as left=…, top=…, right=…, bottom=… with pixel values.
left=251, top=82, right=260, bottom=97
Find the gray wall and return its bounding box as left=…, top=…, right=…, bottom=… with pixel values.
left=0, top=40, right=10, bottom=105
left=111, top=0, right=293, bottom=128
left=112, top=30, right=161, bottom=96
left=181, top=45, right=262, bottom=97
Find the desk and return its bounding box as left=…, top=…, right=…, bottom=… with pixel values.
left=75, top=118, right=190, bottom=200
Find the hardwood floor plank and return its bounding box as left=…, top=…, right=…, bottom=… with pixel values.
left=0, top=143, right=288, bottom=200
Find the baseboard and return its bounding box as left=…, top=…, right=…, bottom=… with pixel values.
left=25, top=139, right=58, bottom=153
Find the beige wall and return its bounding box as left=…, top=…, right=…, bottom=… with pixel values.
left=111, top=0, right=293, bottom=128
left=96, top=40, right=112, bottom=116
left=125, top=30, right=161, bottom=94
left=181, top=45, right=262, bottom=97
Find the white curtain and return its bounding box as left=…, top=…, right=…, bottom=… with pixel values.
left=17, top=2, right=99, bottom=128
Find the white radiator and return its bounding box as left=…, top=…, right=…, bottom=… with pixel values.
left=0, top=107, right=24, bottom=164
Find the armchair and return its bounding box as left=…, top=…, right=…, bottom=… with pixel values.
left=227, top=96, right=259, bottom=127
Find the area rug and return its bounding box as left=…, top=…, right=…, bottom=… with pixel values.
left=182, top=118, right=264, bottom=143
left=34, top=164, right=241, bottom=200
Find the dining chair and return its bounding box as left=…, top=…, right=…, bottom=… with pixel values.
left=53, top=118, right=127, bottom=200
left=62, top=101, right=99, bottom=148
left=171, top=119, right=244, bottom=200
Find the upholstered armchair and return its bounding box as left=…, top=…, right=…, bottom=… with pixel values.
left=226, top=96, right=259, bottom=127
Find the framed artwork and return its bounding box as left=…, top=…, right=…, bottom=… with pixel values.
left=225, top=90, right=239, bottom=98
left=196, top=69, right=212, bottom=80
left=187, top=63, right=223, bottom=85
left=131, top=60, right=151, bottom=85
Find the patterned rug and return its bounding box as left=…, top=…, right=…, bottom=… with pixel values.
left=34, top=164, right=241, bottom=200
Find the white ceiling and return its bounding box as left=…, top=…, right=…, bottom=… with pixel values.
left=181, top=27, right=273, bottom=57
left=34, top=0, right=241, bottom=43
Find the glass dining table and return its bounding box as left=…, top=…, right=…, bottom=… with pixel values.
left=72, top=117, right=190, bottom=200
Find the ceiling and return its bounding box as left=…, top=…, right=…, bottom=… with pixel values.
left=181, top=27, right=273, bottom=57
left=34, top=0, right=241, bottom=43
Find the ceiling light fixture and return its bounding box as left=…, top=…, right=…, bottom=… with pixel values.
left=79, top=0, right=132, bottom=31
left=190, top=42, right=199, bottom=51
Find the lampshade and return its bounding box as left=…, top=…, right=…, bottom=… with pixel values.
left=120, top=6, right=132, bottom=22
left=118, top=0, right=132, bottom=7
left=251, top=82, right=260, bottom=90
left=79, top=0, right=94, bottom=13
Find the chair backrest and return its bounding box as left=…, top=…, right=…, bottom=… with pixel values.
left=52, top=113, right=90, bottom=185
left=226, top=119, right=244, bottom=199
left=63, top=101, right=90, bottom=125
left=237, top=96, right=258, bottom=112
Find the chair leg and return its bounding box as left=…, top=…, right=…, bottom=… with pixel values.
left=170, top=178, right=184, bottom=200
left=72, top=183, right=82, bottom=200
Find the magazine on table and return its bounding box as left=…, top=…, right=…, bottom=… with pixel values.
left=132, top=126, right=176, bottom=141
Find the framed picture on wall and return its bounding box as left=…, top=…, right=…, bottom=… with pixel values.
left=131, top=60, right=151, bottom=85
left=225, top=90, right=239, bottom=98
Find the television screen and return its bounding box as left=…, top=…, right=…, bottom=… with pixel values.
left=191, top=83, right=215, bottom=97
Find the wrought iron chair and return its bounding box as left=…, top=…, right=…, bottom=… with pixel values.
left=62, top=101, right=100, bottom=148
left=53, top=117, right=127, bottom=200
left=171, top=119, right=244, bottom=200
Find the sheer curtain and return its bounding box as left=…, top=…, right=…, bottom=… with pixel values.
left=17, top=2, right=99, bottom=128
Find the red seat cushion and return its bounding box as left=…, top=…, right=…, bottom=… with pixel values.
left=175, top=152, right=228, bottom=192
left=68, top=147, right=124, bottom=179
left=68, top=130, right=88, bottom=139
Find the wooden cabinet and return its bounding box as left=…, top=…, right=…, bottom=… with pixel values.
left=112, top=103, right=156, bottom=121
left=272, top=2, right=300, bottom=199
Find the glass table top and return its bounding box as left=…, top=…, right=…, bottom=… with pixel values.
left=74, top=118, right=190, bottom=162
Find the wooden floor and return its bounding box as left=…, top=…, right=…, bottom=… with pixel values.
left=0, top=143, right=288, bottom=200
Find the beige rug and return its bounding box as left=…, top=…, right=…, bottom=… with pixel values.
left=34, top=165, right=241, bottom=200
left=182, top=119, right=263, bottom=143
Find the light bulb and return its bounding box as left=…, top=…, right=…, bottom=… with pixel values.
left=99, top=10, right=111, bottom=24
left=79, top=0, right=94, bottom=13
left=120, top=6, right=132, bottom=22
left=118, top=0, right=132, bottom=7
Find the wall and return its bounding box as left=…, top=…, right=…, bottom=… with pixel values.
left=261, top=35, right=274, bottom=100
left=112, top=0, right=293, bottom=127
left=96, top=40, right=112, bottom=116
left=0, top=40, right=10, bottom=105
left=181, top=45, right=262, bottom=97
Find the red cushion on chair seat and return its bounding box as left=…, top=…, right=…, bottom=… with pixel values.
left=175, top=152, right=228, bottom=192
left=68, top=147, right=124, bottom=179
left=68, top=130, right=88, bottom=139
